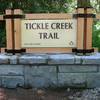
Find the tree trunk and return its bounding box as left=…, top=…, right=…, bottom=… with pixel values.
left=77, top=0, right=91, bottom=8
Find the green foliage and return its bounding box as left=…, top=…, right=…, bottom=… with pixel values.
left=0, top=0, right=76, bottom=13
left=20, top=0, right=74, bottom=13
left=0, top=21, right=6, bottom=47
left=78, top=0, right=91, bottom=7
left=92, top=21, right=100, bottom=49
left=90, top=0, right=100, bottom=13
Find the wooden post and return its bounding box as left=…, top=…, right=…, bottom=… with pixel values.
left=5, top=9, right=13, bottom=50
left=1, top=48, right=6, bottom=53
left=77, top=8, right=84, bottom=49
left=14, top=9, right=23, bottom=50
left=85, top=8, right=93, bottom=49
left=0, top=15, right=3, bottom=21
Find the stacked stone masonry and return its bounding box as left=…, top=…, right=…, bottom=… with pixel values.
left=0, top=53, right=100, bottom=88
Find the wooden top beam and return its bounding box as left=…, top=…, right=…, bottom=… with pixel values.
left=96, top=14, right=100, bottom=20
left=0, top=15, right=3, bottom=20
left=25, top=13, right=73, bottom=19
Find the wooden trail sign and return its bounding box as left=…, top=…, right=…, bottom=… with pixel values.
left=0, top=8, right=99, bottom=54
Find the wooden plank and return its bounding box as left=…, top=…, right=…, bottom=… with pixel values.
left=96, top=14, right=100, bottom=20
left=25, top=13, right=73, bottom=19
left=0, top=48, right=6, bottom=53
left=5, top=10, right=13, bottom=50
left=14, top=9, right=23, bottom=50
left=0, top=15, right=3, bottom=20
left=1, top=48, right=5, bottom=53
left=77, top=8, right=84, bottom=49
left=26, top=48, right=72, bottom=53
left=86, top=8, right=93, bottom=49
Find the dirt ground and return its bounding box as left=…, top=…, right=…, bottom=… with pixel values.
left=0, top=88, right=100, bottom=100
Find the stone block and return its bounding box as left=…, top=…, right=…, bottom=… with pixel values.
left=86, top=73, right=100, bottom=88
left=24, top=66, right=57, bottom=88
left=0, top=54, right=9, bottom=64
left=59, top=65, right=98, bottom=73
left=2, top=76, right=24, bottom=88
left=98, top=65, right=100, bottom=72
left=0, top=77, right=2, bottom=87
left=48, top=54, right=75, bottom=64
left=82, top=53, right=100, bottom=64
left=74, top=55, right=82, bottom=64
left=0, top=65, right=24, bottom=76
left=58, top=73, right=86, bottom=87
left=9, top=55, right=18, bottom=64
left=31, top=66, right=56, bottom=75
left=29, top=76, right=57, bottom=88
left=19, top=55, right=47, bottom=64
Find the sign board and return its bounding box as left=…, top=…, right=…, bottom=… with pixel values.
left=21, top=19, right=77, bottom=47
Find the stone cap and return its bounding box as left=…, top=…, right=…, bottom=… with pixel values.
left=0, top=53, right=100, bottom=65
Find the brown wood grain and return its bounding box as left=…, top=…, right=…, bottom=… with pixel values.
left=96, top=14, right=100, bottom=20
left=26, top=48, right=72, bottom=53
left=77, top=8, right=84, bottom=49
left=25, top=13, right=73, bottom=19
left=14, top=9, right=23, bottom=50
left=5, top=10, right=13, bottom=50
left=0, top=15, right=3, bottom=20
left=86, top=8, right=93, bottom=49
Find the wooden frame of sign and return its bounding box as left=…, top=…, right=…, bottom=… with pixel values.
left=5, top=10, right=14, bottom=50
left=3, top=8, right=100, bottom=54
left=22, top=8, right=86, bottom=53
left=24, top=13, right=76, bottom=53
